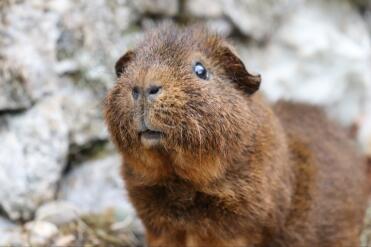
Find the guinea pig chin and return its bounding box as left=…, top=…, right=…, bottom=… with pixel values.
left=135, top=115, right=164, bottom=148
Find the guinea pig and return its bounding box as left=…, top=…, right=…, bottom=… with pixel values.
left=104, top=23, right=367, bottom=247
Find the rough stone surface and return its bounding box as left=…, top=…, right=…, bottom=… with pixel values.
left=0, top=217, right=23, bottom=246
left=0, top=217, right=15, bottom=230
left=185, top=0, right=223, bottom=17
left=55, top=0, right=141, bottom=92
left=0, top=0, right=60, bottom=101
left=0, top=60, right=31, bottom=111
left=53, top=235, right=76, bottom=247
left=221, top=0, right=300, bottom=40
left=0, top=97, right=69, bottom=220
left=0, top=225, right=25, bottom=247
left=206, top=18, right=234, bottom=37
left=132, top=0, right=179, bottom=16
left=238, top=0, right=371, bottom=126
left=35, top=201, right=80, bottom=226
left=25, top=221, right=59, bottom=246
left=58, top=154, right=135, bottom=216
left=59, top=80, right=108, bottom=147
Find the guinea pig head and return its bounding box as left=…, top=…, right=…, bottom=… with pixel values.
left=104, top=24, right=261, bottom=175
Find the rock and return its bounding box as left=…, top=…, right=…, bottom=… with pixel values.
left=25, top=221, right=58, bottom=246
left=365, top=9, right=371, bottom=36
left=35, top=201, right=80, bottom=226
left=185, top=0, right=223, bottom=18
left=347, top=0, right=371, bottom=9
left=0, top=226, right=25, bottom=247
left=59, top=80, right=108, bottom=147
left=56, top=0, right=141, bottom=93
left=132, top=0, right=179, bottom=16
left=0, top=0, right=60, bottom=101
left=206, top=18, right=234, bottom=37
left=0, top=60, right=31, bottom=112
left=0, top=217, right=24, bottom=246
left=0, top=217, right=15, bottom=230
left=0, top=97, right=69, bottom=220
left=1, top=0, right=140, bottom=106
left=53, top=235, right=76, bottom=247
left=220, top=0, right=300, bottom=40
left=58, top=154, right=135, bottom=216
left=238, top=0, right=371, bottom=126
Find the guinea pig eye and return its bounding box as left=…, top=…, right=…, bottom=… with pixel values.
left=193, top=62, right=208, bottom=80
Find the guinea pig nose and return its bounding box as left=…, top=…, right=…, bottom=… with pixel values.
left=132, top=86, right=140, bottom=100
left=146, top=85, right=162, bottom=100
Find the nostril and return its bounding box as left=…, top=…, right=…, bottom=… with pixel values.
left=132, top=87, right=140, bottom=100
left=148, top=85, right=162, bottom=95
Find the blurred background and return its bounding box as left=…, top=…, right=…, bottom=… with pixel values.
left=0, top=0, right=370, bottom=246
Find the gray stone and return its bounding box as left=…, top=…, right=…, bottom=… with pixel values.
left=0, top=97, right=69, bottom=220
left=185, top=0, right=223, bottom=18
left=221, top=0, right=300, bottom=40
left=0, top=217, right=15, bottom=230
left=53, top=235, right=76, bottom=247
left=25, top=221, right=58, bottom=246
left=0, top=0, right=60, bottom=101
left=59, top=80, right=108, bottom=147
left=0, top=228, right=25, bottom=247
left=35, top=201, right=80, bottom=226
left=0, top=60, right=31, bottom=111
left=365, top=9, right=371, bottom=37
left=58, top=154, right=136, bottom=216
left=56, top=0, right=141, bottom=92
left=237, top=0, right=371, bottom=127
left=0, top=217, right=25, bottom=246
left=206, top=18, right=234, bottom=37
left=132, top=0, right=179, bottom=16
left=1, top=0, right=140, bottom=106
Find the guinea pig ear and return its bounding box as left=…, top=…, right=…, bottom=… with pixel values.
left=219, top=46, right=261, bottom=95
left=115, top=50, right=135, bottom=78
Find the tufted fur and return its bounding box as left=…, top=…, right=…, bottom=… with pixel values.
left=104, top=24, right=367, bottom=247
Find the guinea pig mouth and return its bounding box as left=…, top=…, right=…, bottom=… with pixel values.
left=139, top=129, right=164, bottom=147
left=140, top=130, right=163, bottom=139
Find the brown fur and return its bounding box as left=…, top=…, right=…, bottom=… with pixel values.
left=104, top=24, right=368, bottom=247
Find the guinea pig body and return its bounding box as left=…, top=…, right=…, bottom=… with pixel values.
left=104, top=24, right=367, bottom=247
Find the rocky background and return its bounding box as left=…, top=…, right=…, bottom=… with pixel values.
left=0, top=0, right=370, bottom=246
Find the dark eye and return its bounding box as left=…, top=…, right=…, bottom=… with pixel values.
left=193, top=62, right=208, bottom=80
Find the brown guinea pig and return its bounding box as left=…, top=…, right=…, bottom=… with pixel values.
left=104, top=23, right=368, bottom=247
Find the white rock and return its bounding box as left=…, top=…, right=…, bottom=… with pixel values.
left=0, top=217, right=15, bottom=230
left=206, top=18, right=234, bottom=37
left=0, top=60, right=31, bottom=111
left=58, top=80, right=108, bottom=147
left=185, top=0, right=223, bottom=18
left=238, top=0, right=371, bottom=126
left=0, top=97, right=69, bottom=220
left=58, top=154, right=135, bottom=216
left=0, top=227, right=25, bottom=247
left=35, top=201, right=80, bottom=226
left=57, top=0, right=141, bottom=90
left=54, top=235, right=76, bottom=247
left=25, top=221, right=58, bottom=246
left=132, top=0, right=179, bottom=16
left=221, top=0, right=300, bottom=40
left=365, top=9, right=371, bottom=37
left=0, top=1, right=60, bottom=101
